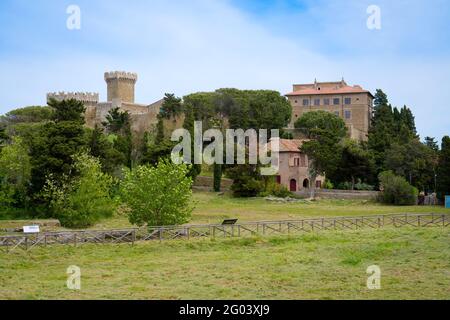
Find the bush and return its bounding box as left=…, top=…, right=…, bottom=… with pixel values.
left=378, top=171, right=418, bottom=205
left=0, top=137, right=31, bottom=208
left=226, top=164, right=264, bottom=197
left=120, top=159, right=193, bottom=226
left=336, top=180, right=374, bottom=191
left=323, top=180, right=334, bottom=190
left=260, top=181, right=292, bottom=198
left=43, top=153, right=116, bottom=228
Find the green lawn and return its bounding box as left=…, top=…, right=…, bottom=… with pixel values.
left=1, top=227, right=449, bottom=299
left=0, top=191, right=448, bottom=231
left=1, top=191, right=449, bottom=300
left=90, top=191, right=449, bottom=230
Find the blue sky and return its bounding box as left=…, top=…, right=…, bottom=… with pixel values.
left=0, top=0, right=449, bottom=141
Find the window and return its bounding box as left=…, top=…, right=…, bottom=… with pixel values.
left=294, top=100, right=298, bottom=103
left=300, top=154, right=306, bottom=167
left=294, top=158, right=300, bottom=167
left=324, top=98, right=330, bottom=105
left=316, top=180, right=322, bottom=188
left=344, top=110, right=351, bottom=119
left=333, top=98, right=340, bottom=105
left=345, top=97, right=351, bottom=105
left=302, top=99, right=309, bottom=106
left=314, top=98, right=320, bottom=106
left=276, top=176, right=281, bottom=184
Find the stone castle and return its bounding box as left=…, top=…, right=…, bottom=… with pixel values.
left=47, top=72, right=373, bottom=141
left=47, top=71, right=164, bottom=133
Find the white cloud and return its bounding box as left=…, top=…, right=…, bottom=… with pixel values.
left=0, top=0, right=448, bottom=140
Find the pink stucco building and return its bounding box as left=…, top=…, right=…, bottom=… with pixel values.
left=271, top=139, right=324, bottom=192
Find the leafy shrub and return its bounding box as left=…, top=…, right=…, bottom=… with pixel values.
left=336, top=180, right=374, bottom=191
left=260, top=181, right=292, bottom=198
left=43, top=153, right=116, bottom=228
left=323, top=180, right=334, bottom=190
left=120, top=159, right=193, bottom=226
left=0, top=137, right=31, bottom=208
left=226, top=164, right=264, bottom=197
left=378, top=171, right=418, bottom=205
left=354, top=181, right=375, bottom=191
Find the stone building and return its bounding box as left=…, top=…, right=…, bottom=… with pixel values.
left=286, top=79, right=374, bottom=141
left=271, top=138, right=324, bottom=192
left=47, top=71, right=163, bottom=133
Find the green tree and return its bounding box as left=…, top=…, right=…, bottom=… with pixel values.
left=368, top=90, right=396, bottom=172
left=102, top=107, right=133, bottom=168
left=330, top=139, right=375, bottom=189
left=385, top=139, right=437, bottom=192
left=0, top=126, right=7, bottom=149
left=424, top=136, right=439, bottom=152
left=159, top=93, right=183, bottom=119
left=120, top=159, right=193, bottom=226
left=294, top=111, right=347, bottom=198
left=42, top=153, right=116, bottom=228
left=29, top=99, right=87, bottom=196
left=226, top=163, right=264, bottom=197
left=378, top=171, right=418, bottom=205
left=0, top=106, right=53, bottom=124
left=213, top=163, right=223, bottom=192
left=87, top=125, right=125, bottom=175
left=0, top=137, right=31, bottom=207
left=437, top=136, right=450, bottom=200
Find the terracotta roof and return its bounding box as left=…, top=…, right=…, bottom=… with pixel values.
left=286, top=85, right=373, bottom=97
left=268, top=138, right=306, bottom=153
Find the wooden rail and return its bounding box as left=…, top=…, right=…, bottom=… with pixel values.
left=1, top=213, right=449, bottom=252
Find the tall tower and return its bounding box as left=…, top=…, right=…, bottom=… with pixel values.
left=104, top=71, right=138, bottom=103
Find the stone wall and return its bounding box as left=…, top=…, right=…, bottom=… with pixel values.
left=295, top=189, right=380, bottom=200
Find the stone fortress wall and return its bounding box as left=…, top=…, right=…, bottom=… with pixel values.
left=47, top=71, right=164, bottom=133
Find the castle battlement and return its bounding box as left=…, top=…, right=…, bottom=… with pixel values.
left=104, top=71, right=138, bottom=82
left=47, top=92, right=99, bottom=103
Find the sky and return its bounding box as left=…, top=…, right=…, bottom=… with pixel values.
left=0, top=0, right=449, bottom=141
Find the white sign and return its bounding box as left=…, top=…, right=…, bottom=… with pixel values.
left=23, top=225, right=40, bottom=234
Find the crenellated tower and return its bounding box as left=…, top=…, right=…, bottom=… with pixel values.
left=104, top=71, right=138, bottom=103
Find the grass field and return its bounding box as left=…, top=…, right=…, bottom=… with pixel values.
left=1, top=227, right=449, bottom=299
left=1, top=191, right=447, bottom=231
left=89, top=191, right=449, bottom=230
left=1, top=191, right=449, bottom=300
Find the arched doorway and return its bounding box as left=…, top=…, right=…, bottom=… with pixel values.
left=303, top=178, right=309, bottom=188
left=290, top=179, right=297, bottom=192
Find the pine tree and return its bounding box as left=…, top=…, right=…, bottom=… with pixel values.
left=437, top=136, right=450, bottom=199
left=368, top=90, right=395, bottom=172
left=29, top=99, right=87, bottom=196
left=424, top=136, right=439, bottom=151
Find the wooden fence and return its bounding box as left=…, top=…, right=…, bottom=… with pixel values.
left=1, top=213, right=449, bottom=252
